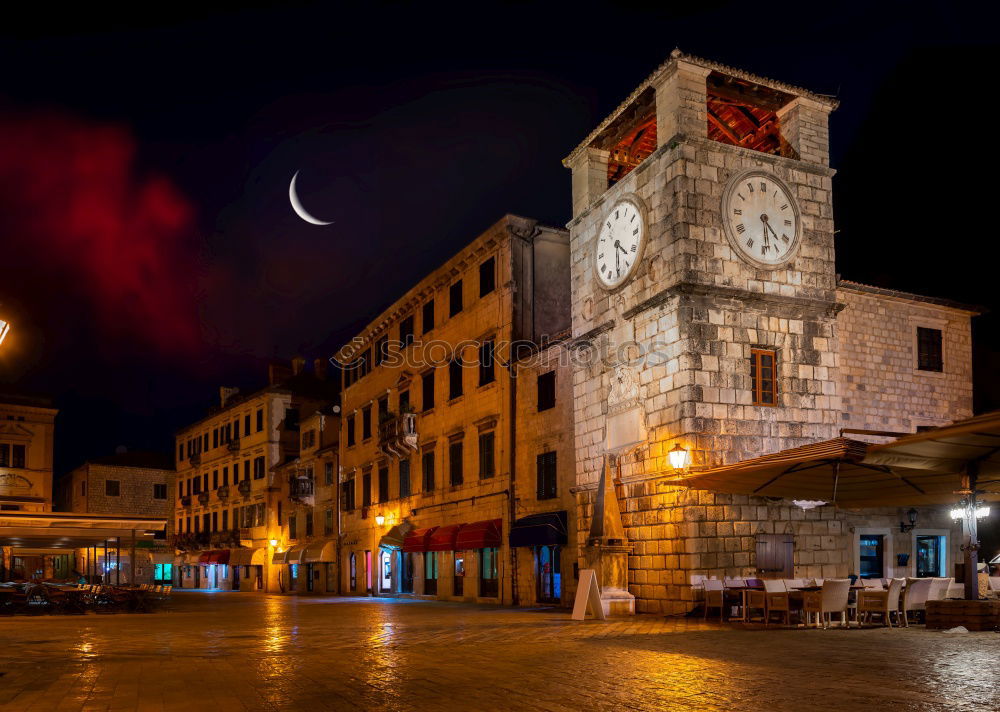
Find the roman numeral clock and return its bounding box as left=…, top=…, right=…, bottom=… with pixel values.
left=594, top=195, right=646, bottom=289
left=723, top=169, right=801, bottom=268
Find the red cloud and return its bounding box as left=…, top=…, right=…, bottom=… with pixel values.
left=0, top=111, right=201, bottom=355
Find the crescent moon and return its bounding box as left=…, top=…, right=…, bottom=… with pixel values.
left=289, top=171, right=334, bottom=226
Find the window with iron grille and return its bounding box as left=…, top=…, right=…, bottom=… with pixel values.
left=399, top=459, right=411, bottom=498
left=537, top=371, right=556, bottom=411
left=479, top=432, right=495, bottom=479
left=479, top=256, right=495, bottom=297
left=917, top=327, right=943, bottom=372
left=378, top=466, right=389, bottom=503
left=449, top=279, right=463, bottom=316
left=422, top=370, right=436, bottom=411
left=536, top=451, right=557, bottom=500
left=422, top=299, right=434, bottom=333
left=449, top=441, right=463, bottom=486
left=422, top=451, right=435, bottom=492
left=479, top=340, right=495, bottom=386
left=750, top=348, right=778, bottom=406
left=449, top=359, right=463, bottom=400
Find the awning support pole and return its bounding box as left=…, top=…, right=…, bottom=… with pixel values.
left=116, top=536, right=121, bottom=586
left=130, top=529, right=136, bottom=586
left=962, top=462, right=980, bottom=601
left=104, top=539, right=108, bottom=584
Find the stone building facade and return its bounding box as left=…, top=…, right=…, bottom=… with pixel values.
left=272, top=405, right=340, bottom=594
left=0, top=393, right=57, bottom=513
left=62, top=452, right=175, bottom=584
left=172, top=360, right=336, bottom=592
left=563, top=51, right=975, bottom=614
left=336, top=215, right=579, bottom=607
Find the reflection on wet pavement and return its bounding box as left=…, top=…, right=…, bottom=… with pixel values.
left=1, top=592, right=999, bottom=711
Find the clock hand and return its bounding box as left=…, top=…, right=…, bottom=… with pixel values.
left=616, top=243, right=627, bottom=255
left=760, top=216, right=770, bottom=245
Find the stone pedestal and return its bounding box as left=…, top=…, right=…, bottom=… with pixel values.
left=584, top=544, right=635, bottom=617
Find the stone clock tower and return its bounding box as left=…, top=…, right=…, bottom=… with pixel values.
left=565, top=51, right=841, bottom=613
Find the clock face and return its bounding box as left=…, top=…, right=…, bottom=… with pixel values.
left=595, top=198, right=645, bottom=289
left=723, top=171, right=800, bottom=268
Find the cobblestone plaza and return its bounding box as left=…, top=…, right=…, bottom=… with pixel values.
left=2, top=593, right=999, bottom=711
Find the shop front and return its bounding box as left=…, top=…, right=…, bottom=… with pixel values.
left=510, top=511, right=568, bottom=606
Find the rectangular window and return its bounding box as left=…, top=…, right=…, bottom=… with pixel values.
left=233, top=419, right=240, bottom=439
left=479, top=339, right=495, bottom=386
left=212, top=470, right=219, bottom=489
left=378, top=396, right=389, bottom=423
left=449, top=441, right=463, bottom=487
left=222, top=466, right=229, bottom=487
left=362, top=470, right=372, bottom=508
left=325, top=508, right=334, bottom=536
left=211, top=511, right=218, bottom=532
left=399, top=389, right=410, bottom=413
left=203, top=433, right=209, bottom=451
left=537, top=371, right=556, bottom=411
left=253, top=456, right=266, bottom=480
left=399, top=459, right=411, bottom=498
left=244, top=460, right=251, bottom=481
left=0, top=444, right=7, bottom=467
left=11, top=445, right=25, bottom=468
left=244, top=414, right=251, bottom=434
left=425, top=552, right=439, bottom=595
left=479, top=256, right=495, bottom=297
left=213, top=428, right=219, bottom=448
left=422, top=299, right=434, bottom=334
left=422, top=451, right=435, bottom=493
left=449, top=279, right=463, bottom=317
left=374, top=335, right=388, bottom=366
left=750, top=348, right=778, bottom=406
left=399, top=315, right=415, bottom=346
left=289, top=514, right=297, bottom=540
left=347, top=414, right=356, bottom=446
left=917, top=327, right=944, bottom=372
left=222, top=509, right=229, bottom=531
left=362, top=406, right=372, bottom=440
left=305, top=511, right=314, bottom=537
left=479, top=547, right=499, bottom=598
left=536, top=451, right=557, bottom=500
left=106, top=480, right=120, bottom=497
left=178, top=444, right=184, bottom=462
left=343, top=478, right=356, bottom=512
left=256, top=409, right=264, bottom=432
left=324, top=462, right=334, bottom=486
left=285, top=408, right=299, bottom=431
left=378, top=466, right=389, bottom=503
left=449, top=359, right=463, bottom=400
left=422, top=370, right=436, bottom=411
left=153, top=483, right=167, bottom=499
left=478, top=432, right=495, bottom=479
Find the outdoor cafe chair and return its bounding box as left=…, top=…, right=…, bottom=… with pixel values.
left=858, top=577, right=904, bottom=627
left=901, top=578, right=933, bottom=625
left=802, top=579, right=851, bottom=628
left=861, top=578, right=884, bottom=590
left=703, top=579, right=725, bottom=620
left=761, top=579, right=792, bottom=626
left=927, top=577, right=952, bottom=601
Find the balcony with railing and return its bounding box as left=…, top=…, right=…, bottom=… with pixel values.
left=197, top=491, right=210, bottom=505
left=227, top=437, right=240, bottom=453
left=378, top=411, right=418, bottom=459
left=180, top=496, right=192, bottom=508
left=289, top=474, right=314, bottom=505
left=237, top=480, right=252, bottom=497
left=189, top=451, right=201, bottom=466
left=218, top=485, right=230, bottom=500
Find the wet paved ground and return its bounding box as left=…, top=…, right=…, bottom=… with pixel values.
left=1, top=593, right=999, bottom=712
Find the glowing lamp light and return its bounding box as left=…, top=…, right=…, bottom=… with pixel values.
left=269, top=539, right=278, bottom=547
left=668, top=443, right=689, bottom=471
left=0, top=319, right=9, bottom=346
left=949, top=506, right=991, bottom=520
left=374, top=514, right=385, bottom=527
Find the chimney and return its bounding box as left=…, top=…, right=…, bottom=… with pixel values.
left=268, top=361, right=293, bottom=386
left=220, top=387, right=240, bottom=408
left=291, top=356, right=306, bottom=376
left=314, top=358, right=328, bottom=380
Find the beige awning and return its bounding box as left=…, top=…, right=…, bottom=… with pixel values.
left=664, top=411, right=1000, bottom=508
left=379, top=521, right=413, bottom=549
left=229, top=548, right=262, bottom=566
left=301, top=539, right=336, bottom=563
left=0, top=511, right=167, bottom=549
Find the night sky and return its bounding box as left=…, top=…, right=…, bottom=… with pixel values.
left=1, top=1, right=998, bottom=476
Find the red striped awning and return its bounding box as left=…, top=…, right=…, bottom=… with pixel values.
left=198, top=549, right=230, bottom=564
left=427, top=523, right=466, bottom=552
left=402, top=527, right=439, bottom=553
left=455, top=519, right=502, bottom=550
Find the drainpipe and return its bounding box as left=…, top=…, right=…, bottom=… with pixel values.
left=508, top=355, right=519, bottom=607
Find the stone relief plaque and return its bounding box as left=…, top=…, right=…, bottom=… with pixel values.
left=605, top=364, right=647, bottom=454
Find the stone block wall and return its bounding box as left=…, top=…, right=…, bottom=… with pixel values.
left=837, top=283, right=975, bottom=433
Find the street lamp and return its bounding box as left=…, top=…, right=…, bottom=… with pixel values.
left=269, top=538, right=278, bottom=547
left=899, top=508, right=918, bottom=533
left=374, top=514, right=385, bottom=527
left=0, top=319, right=9, bottom=346
left=668, top=443, right=689, bottom=471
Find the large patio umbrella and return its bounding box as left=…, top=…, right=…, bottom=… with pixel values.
left=663, top=411, right=1000, bottom=599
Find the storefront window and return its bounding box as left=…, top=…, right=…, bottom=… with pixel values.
left=916, top=535, right=946, bottom=577
left=859, top=535, right=884, bottom=578
left=153, top=563, right=173, bottom=582
left=479, top=547, right=498, bottom=598
left=349, top=553, right=357, bottom=592
left=537, top=545, right=561, bottom=603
